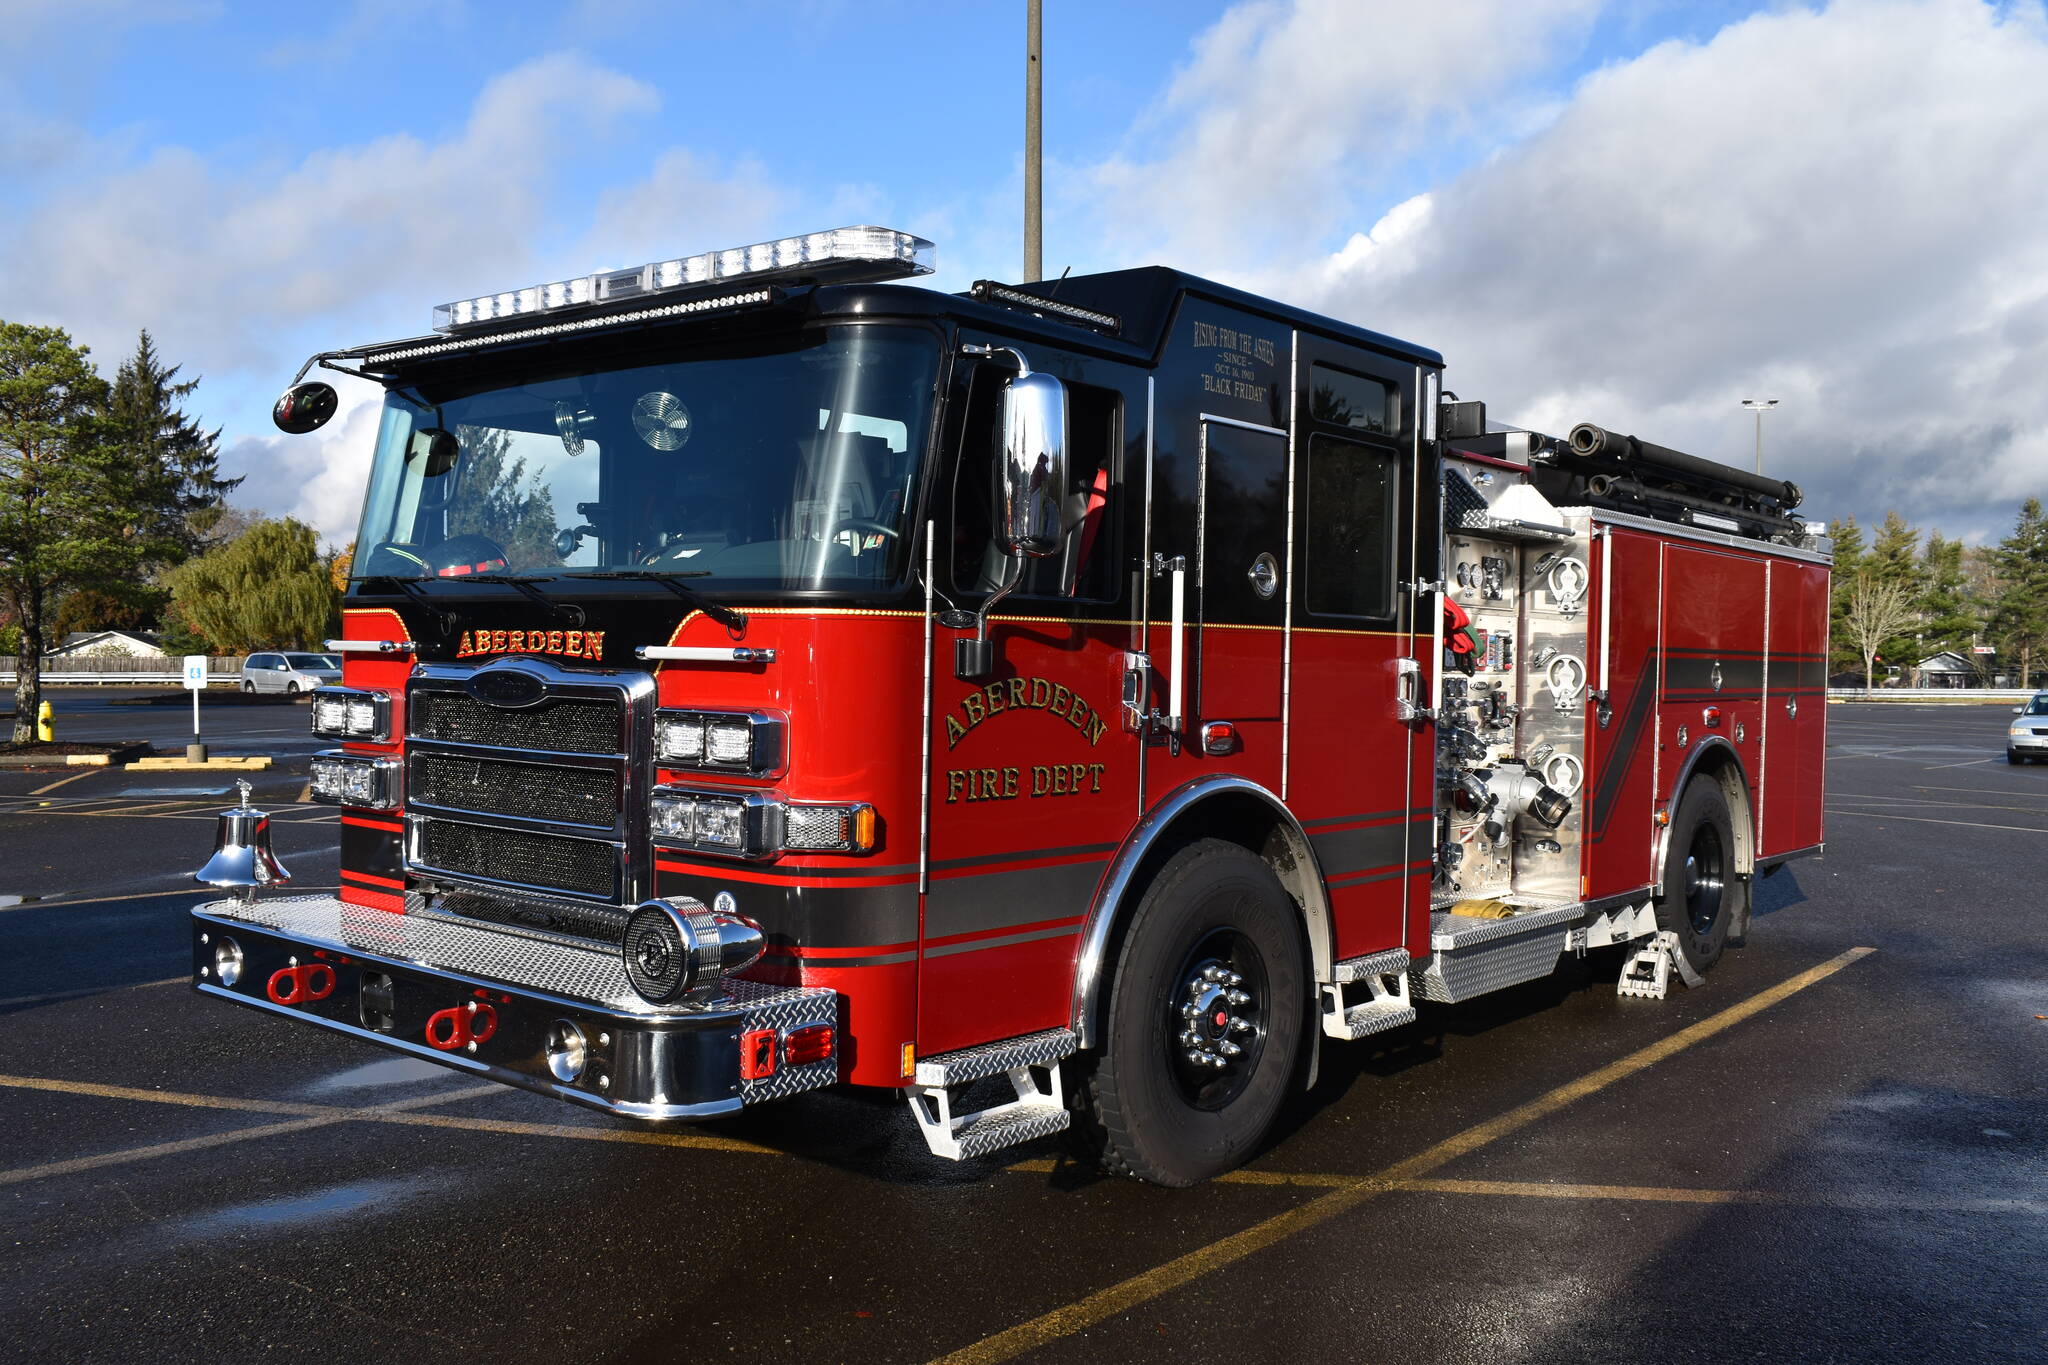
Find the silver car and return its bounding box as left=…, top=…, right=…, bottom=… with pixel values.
left=2008, top=692, right=2048, bottom=764
left=241, top=651, right=343, bottom=697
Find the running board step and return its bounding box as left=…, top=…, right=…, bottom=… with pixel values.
left=1322, top=949, right=1417, bottom=1041
left=1616, top=930, right=1705, bottom=999
left=906, top=1029, right=1076, bottom=1161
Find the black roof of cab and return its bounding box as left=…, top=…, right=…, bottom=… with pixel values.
left=354, top=264, right=1442, bottom=382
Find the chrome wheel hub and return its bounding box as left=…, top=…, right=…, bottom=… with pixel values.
left=1179, top=962, right=1253, bottom=1069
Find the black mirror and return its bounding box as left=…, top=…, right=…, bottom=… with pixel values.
left=272, top=382, right=338, bottom=434
left=409, top=428, right=461, bottom=478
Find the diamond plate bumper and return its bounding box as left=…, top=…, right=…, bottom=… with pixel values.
left=190, top=895, right=837, bottom=1119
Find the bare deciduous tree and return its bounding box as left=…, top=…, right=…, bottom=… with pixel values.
left=1840, top=574, right=1919, bottom=692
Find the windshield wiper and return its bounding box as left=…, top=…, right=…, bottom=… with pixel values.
left=564, top=569, right=746, bottom=632
left=349, top=574, right=456, bottom=636
left=454, top=574, right=586, bottom=627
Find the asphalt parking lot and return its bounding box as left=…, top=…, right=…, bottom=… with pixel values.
left=1, top=699, right=2043, bottom=1363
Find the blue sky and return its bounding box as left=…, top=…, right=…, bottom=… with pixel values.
left=5, top=1, right=2044, bottom=548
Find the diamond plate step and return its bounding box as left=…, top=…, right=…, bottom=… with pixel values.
left=1336, top=995, right=1418, bottom=1040
left=913, top=1028, right=1076, bottom=1088
left=943, top=1097, right=1072, bottom=1161
left=906, top=1029, right=1077, bottom=1162
left=1322, top=948, right=1416, bottom=1041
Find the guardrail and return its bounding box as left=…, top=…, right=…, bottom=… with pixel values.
left=1827, top=687, right=2038, bottom=702
left=0, top=655, right=246, bottom=686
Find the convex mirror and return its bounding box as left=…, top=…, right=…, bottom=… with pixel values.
left=271, top=382, right=338, bottom=434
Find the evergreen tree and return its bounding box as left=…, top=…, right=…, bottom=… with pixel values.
left=1918, top=532, right=1979, bottom=667
left=103, top=330, right=240, bottom=560
left=1827, top=515, right=1867, bottom=675
left=1987, top=499, right=2048, bottom=688
left=1864, top=511, right=1922, bottom=674
left=0, top=321, right=131, bottom=744
left=164, top=518, right=339, bottom=653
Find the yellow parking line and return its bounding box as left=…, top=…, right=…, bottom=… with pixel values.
left=932, top=946, right=1876, bottom=1365
left=27, top=770, right=99, bottom=796
left=0, top=1083, right=502, bottom=1186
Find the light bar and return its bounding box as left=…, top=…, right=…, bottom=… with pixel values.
left=432, top=226, right=935, bottom=333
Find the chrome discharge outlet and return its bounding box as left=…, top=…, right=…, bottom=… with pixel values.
left=194, top=780, right=291, bottom=903
left=620, top=896, right=766, bottom=1005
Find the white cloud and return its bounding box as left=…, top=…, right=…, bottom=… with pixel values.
left=1301, top=0, right=2048, bottom=541
left=0, top=54, right=661, bottom=377
left=1089, top=0, right=2048, bottom=543
left=1082, top=0, right=1601, bottom=266
left=221, top=376, right=386, bottom=546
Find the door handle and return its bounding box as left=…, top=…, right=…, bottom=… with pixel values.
left=1395, top=657, right=1430, bottom=723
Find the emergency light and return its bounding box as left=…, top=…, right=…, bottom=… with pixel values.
left=431, top=226, right=936, bottom=333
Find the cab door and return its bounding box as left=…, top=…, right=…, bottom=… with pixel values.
left=1191, top=416, right=1290, bottom=793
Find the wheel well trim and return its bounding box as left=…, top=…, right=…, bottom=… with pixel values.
left=1068, top=774, right=1333, bottom=1050
left=1654, top=736, right=1756, bottom=883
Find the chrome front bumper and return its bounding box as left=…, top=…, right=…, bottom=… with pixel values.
left=189, top=895, right=838, bottom=1119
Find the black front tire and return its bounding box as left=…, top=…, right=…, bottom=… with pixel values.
left=1656, top=779, right=1742, bottom=973
left=1075, top=839, right=1307, bottom=1186
left=2009, top=750, right=2022, bottom=765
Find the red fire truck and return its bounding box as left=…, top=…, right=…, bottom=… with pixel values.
left=192, top=226, right=1828, bottom=1185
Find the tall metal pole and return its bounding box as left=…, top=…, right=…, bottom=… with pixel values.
left=1741, top=398, right=1778, bottom=474
left=1025, top=0, right=1043, bottom=282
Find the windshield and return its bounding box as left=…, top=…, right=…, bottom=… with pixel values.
left=353, top=327, right=937, bottom=592
left=287, top=654, right=341, bottom=670
left=2026, top=696, right=2048, bottom=716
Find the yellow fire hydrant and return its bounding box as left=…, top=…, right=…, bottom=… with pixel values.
left=36, top=701, right=55, bottom=742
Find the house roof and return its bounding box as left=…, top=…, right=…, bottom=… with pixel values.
left=50, top=629, right=163, bottom=654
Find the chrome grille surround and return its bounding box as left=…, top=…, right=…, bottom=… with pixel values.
left=405, top=658, right=656, bottom=908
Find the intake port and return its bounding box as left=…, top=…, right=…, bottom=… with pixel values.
left=359, top=971, right=396, bottom=1033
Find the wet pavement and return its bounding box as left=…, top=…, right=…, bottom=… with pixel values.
left=0, top=702, right=2042, bottom=1363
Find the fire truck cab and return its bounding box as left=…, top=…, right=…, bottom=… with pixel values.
left=192, top=227, right=1828, bottom=1185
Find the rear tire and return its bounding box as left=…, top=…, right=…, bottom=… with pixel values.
left=1074, top=839, right=1307, bottom=1186
left=1656, top=779, right=1741, bottom=974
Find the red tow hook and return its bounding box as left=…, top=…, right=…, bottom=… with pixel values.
left=265, top=963, right=336, bottom=1005
left=425, top=1002, right=499, bottom=1052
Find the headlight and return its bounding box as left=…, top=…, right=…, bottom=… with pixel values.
left=650, top=786, right=875, bottom=859
left=310, top=750, right=402, bottom=809
left=654, top=710, right=784, bottom=776
left=310, top=687, right=391, bottom=741
left=650, top=787, right=773, bottom=858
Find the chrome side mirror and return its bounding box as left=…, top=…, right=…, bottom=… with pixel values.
left=997, top=369, right=1069, bottom=560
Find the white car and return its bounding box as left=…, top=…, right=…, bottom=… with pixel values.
left=2008, top=692, right=2048, bottom=764
left=242, top=651, right=343, bottom=697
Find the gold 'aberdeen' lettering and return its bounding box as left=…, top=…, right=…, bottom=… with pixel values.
left=944, top=675, right=1110, bottom=750
left=455, top=627, right=606, bottom=661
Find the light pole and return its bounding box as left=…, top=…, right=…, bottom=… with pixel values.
left=1024, top=0, right=1042, bottom=282
left=1741, top=397, right=1778, bottom=474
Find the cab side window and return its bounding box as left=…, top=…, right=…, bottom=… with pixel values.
left=1303, top=363, right=1399, bottom=621
left=950, top=367, right=1120, bottom=602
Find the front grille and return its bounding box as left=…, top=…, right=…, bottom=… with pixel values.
left=437, top=890, right=629, bottom=945
left=409, top=689, right=621, bottom=754
left=417, top=817, right=618, bottom=900
left=412, top=752, right=619, bottom=827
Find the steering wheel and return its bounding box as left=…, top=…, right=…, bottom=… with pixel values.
left=358, top=541, right=431, bottom=576
left=827, top=518, right=899, bottom=543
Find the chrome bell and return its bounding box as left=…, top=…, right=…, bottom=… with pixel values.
left=195, top=780, right=291, bottom=901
